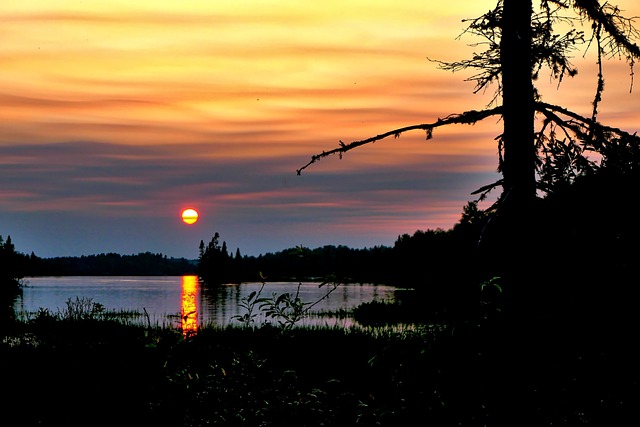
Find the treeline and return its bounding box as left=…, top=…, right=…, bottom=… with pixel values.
left=12, top=251, right=196, bottom=276
left=197, top=202, right=489, bottom=291
left=197, top=232, right=395, bottom=285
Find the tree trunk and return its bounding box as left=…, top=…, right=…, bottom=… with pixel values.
left=490, top=0, right=537, bottom=264
left=500, top=0, right=536, bottom=207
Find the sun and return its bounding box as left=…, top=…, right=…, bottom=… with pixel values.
left=181, top=208, right=199, bottom=225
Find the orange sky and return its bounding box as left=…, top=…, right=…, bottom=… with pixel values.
left=1, top=0, right=639, bottom=258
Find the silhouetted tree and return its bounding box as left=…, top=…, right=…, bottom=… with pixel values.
left=199, top=240, right=206, bottom=259
left=0, top=235, right=29, bottom=325
left=198, top=232, right=236, bottom=285
left=298, top=0, right=639, bottom=262
left=0, top=235, right=25, bottom=290
left=297, top=4, right=639, bottom=422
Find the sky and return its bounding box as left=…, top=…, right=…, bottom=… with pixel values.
left=1, top=0, right=639, bottom=260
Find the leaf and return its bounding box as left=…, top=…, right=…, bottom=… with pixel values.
left=258, top=302, right=271, bottom=310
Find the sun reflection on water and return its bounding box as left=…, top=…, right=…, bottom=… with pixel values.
left=181, top=275, right=199, bottom=336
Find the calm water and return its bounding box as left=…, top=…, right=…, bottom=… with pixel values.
left=14, top=276, right=399, bottom=330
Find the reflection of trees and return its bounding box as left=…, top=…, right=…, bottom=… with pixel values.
left=200, top=282, right=396, bottom=328
left=200, top=282, right=235, bottom=327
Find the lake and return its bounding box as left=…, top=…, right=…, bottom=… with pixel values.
left=13, top=276, right=399, bottom=331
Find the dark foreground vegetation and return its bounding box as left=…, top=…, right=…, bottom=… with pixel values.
left=1, top=279, right=638, bottom=427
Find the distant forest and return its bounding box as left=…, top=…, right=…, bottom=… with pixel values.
left=8, top=251, right=197, bottom=277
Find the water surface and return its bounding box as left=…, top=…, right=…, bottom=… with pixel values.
left=14, top=276, right=398, bottom=330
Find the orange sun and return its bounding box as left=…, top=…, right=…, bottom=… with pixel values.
left=181, top=208, right=199, bottom=225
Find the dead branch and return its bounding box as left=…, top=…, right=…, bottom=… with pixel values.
left=536, top=101, right=639, bottom=140
left=296, top=106, right=503, bottom=175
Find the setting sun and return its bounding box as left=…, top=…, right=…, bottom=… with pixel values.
left=181, top=208, right=199, bottom=225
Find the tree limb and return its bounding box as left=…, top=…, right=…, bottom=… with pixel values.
left=536, top=101, right=638, bottom=140
left=296, top=106, right=503, bottom=175
left=297, top=101, right=637, bottom=175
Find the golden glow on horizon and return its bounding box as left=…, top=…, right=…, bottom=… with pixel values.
left=181, top=208, right=199, bottom=225
left=181, top=275, right=199, bottom=336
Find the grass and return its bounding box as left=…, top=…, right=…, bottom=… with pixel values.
left=3, top=285, right=640, bottom=426
left=2, top=317, right=440, bottom=427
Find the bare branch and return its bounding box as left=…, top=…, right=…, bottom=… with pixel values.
left=591, top=19, right=605, bottom=122
left=536, top=106, right=592, bottom=151
left=536, top=101, right=636, bottom=138
left=296, top=106, right=503, bottom=175
left=470, top=179, right=504, bottom=196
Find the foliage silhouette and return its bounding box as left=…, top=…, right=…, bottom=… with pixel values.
left=5, top=298, right=639, bottom=426
left=0, top=235, right=29, bottom=327
left=231, top=273, right=342, bottom=330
